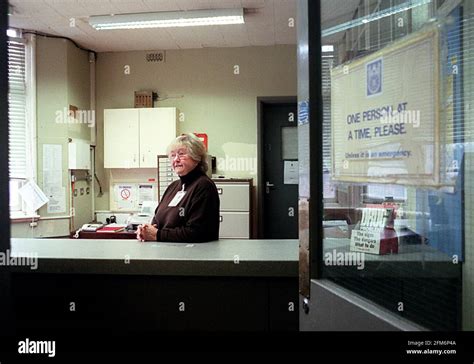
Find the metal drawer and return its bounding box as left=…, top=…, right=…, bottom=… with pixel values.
left=215, top=183, right=250, bottom=211
left=219, top=212, right=250, bottom=239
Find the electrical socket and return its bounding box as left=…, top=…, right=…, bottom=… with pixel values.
left=29, top=222, right=38, bottom=228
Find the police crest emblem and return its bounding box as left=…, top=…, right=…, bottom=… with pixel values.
left=366, top=58, right=383, bottom=96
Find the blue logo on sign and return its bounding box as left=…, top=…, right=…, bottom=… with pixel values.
left=298, top=100, right=309, bottom=125
left=366, top=58, right=382, bottom=96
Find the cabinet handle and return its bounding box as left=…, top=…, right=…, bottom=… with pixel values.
left=217, top=188, right=223, bottom=195
left=219, top=215, right=223, bottom=222
left=133, top=154, right=136, bottom=163
left=142, top=155, right=144, bottom=162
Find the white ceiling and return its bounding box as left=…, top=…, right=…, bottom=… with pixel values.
left=8, top=0, right=359, bottom=52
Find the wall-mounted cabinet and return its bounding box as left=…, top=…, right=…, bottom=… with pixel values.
left=104, top=108, right=177, bottom=168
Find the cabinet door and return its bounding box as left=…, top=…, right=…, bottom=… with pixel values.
left=139, top=108, right=177, bottom=168
left=104, top=109, right=139, bottom=168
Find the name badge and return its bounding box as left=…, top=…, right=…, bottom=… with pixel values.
left=168, top=185, right=186, bottom=207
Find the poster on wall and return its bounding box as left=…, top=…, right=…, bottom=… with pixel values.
left=113, top=183, right=138, bottom=210
left=331, top=29, right=442, bottom=186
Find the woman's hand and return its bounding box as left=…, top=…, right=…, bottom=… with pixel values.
left=136, top=224, right=158, bottom=242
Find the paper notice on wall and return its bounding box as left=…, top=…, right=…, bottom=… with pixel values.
left=43, top=144, right=66, bottom=213
left=138, top=184, right=155, bottom=205
left=45, top=186, right=66, bottom=214
left=18, top=180, right=49, bottom=212
left=284, top=161, right=299, bottom=184
left=114, top=184, right=138, bottom=210
left=43, top=144, right=62, bottom=184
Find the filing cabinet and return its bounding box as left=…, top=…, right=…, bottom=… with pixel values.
left=157, top=155, right=179, bottom=201
left=214, top=179, right=252, bottom=239
left=157, top=155, right=212, bottom=201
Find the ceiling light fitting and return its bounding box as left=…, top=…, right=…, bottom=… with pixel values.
left=89, top=8, right=245, bottom=30
left=322, top=0, right=432, bottom=37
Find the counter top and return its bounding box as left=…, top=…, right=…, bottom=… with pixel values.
left=10, top=238, right=298, bottom=277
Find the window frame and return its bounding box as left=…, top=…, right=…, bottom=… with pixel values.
left=8, top=31, right=37, bottom=219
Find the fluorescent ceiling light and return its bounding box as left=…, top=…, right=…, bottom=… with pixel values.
left=322, top=45, right=334, bottom=52
left=322, top=0, right=432, bottom=37
left=89, top=8, right=244, bottom=30
left=7, top=29, right=18, bottom=37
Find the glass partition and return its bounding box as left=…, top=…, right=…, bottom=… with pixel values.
left=322, top=0, right=472, bottom=330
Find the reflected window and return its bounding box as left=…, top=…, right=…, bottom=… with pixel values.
left=321, top=0, right=471, bottom=331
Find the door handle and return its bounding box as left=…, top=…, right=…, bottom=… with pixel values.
left=266, top=181, right=274, bottom=194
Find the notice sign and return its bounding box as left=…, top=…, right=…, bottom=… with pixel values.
left=331, top=29, right=440, bottom=186
left=350, top=229, right=381, bottom=255
left=113, top=184, right=138, bottom=210
left=350, top=208, right=399, bottom=255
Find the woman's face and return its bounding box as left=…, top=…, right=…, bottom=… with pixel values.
left=169, top=146, right=199, bottom=176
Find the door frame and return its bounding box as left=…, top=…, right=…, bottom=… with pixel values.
left=256, top=96, right=297, bottom=239
left=1, top=0, right=12, bottom=336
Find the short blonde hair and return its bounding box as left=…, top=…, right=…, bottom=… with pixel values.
left=167, top=133, right=208, bottom=172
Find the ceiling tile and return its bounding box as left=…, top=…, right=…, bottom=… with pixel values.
left=241, top=0, right=266, bottom=8
left=8, top=0, right=340, bottom=52
left=176, top=0, right=213, bottom=11
left=273, top=0, right=296, bottom=21
left=142, top=0, right=181, bottom=12
left=10, top=0, right=55, bottom=16
left=79, top=2, right=121, bottom=17
left=108, top=0, right=149, bottom=14
left=165, top=27, right=225, bottom=49
left=220, top=24, right=249, bottom=46
left=247, top=24, right=275, bottom=46
left=207, top=0, right=242, bottom=9
left=42, top=0, right=89, bottom=17
left=49, top=25, right=90, bottom=38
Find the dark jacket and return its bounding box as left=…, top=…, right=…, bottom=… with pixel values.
left=151, top=167, right=220, bottom=243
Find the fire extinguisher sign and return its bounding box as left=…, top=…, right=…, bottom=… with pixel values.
left=194, top=133, right=208, bottom=151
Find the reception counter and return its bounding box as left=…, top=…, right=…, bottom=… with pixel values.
left=10, top=238, right=298, bottom=276
left=10, top=238, right=299, bottom=332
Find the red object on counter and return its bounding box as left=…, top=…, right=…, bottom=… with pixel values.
left=379, top=227, right=399, bottom=254
left=96, top=225, right=126, bottom=233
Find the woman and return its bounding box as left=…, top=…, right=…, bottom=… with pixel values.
left=137, top=133, right=220, bottom=243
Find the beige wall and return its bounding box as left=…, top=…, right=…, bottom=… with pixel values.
left=94, top=45, right=297, bottom=211
left=12, top=37, right=92, bottom=237
left=66, top=41, right=91, bottom=140
left=13, top=42, right=296, bottom=236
